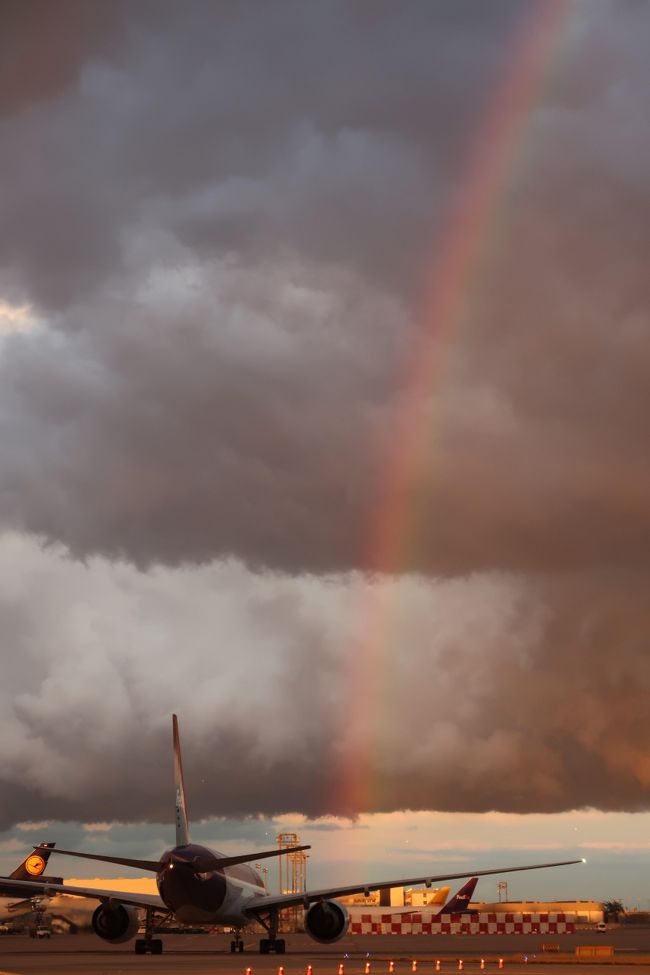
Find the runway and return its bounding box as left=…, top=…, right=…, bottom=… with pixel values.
left=2, top=932, right=650, bottom=975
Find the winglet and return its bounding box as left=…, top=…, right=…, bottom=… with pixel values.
left=173, top=714, right=190, bottom=847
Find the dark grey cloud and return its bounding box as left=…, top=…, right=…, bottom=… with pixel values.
left=0, top=1, right=648, bottom=575
left=0, top=0, right=515, bottom=307
left=0, top=535, right=648, bottom=828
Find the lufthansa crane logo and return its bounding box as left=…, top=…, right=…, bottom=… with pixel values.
left=25, top=854, right=46, bottom=876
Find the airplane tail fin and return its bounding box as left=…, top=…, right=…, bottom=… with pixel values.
left=9, top=842, right=56, bottom=880
left=436, top=876, right=478, bottom=916
left=173, top=714, right=191, bottom=847
left=429, top=885, right=451, bottom=906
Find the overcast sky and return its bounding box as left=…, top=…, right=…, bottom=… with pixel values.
left=1, top=0, right=649, bottom=902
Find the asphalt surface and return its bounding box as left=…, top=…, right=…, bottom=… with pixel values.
left=1, top=931, right=649, bottom=975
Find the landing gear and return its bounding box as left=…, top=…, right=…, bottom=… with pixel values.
left=135, top=908, right=163, bottom=954
left=135, top=938, right=163, bottom=955
left=230, top=935, right=245, bottom=952
left=257, top=910, right=285, bottom=953
left=260, top=937, right=285, bottom=954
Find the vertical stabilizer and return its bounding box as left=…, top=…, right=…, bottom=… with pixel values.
left=9, top=842, right=56, bottom=880
left=436, top=876, right=478, bottom=916
left=173, top=714, right=190, bottom=847
left=430, top=885, right=451, bottom=906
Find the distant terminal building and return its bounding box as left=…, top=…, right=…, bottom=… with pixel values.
left=340, top=887, right=450, bottom=909
left=341, top=888, right=602, bottom=923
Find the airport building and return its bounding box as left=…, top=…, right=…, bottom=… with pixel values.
left=340, top=888, right=603, bottom=924
left=341, top=888, right=602, bottom=936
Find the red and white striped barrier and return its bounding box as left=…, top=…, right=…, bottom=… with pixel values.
left=349, top=912, right=575, bottom=936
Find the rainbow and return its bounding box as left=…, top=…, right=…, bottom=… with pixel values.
left=338, top=0, right=577, bottom=820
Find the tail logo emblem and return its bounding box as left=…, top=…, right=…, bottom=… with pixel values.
left=25, top=854, right=46, bottom=876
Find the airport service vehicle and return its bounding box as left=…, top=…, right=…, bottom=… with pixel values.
left=0, top=715, right=584, bottom=955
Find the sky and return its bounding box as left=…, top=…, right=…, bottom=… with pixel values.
left=0, top=0, right=649, bottom=906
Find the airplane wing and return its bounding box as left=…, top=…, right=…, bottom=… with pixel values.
left=245, top=858, right=584, bottom=915
left=0, top=876, right=166, bottom=913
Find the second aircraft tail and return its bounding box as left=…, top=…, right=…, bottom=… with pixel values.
left=9, top=842, right=56, bottom=880
left=436, top=876, right=478, bottom=916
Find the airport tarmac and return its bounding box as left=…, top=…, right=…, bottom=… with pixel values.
left=2, top=933, right=650, bottom=975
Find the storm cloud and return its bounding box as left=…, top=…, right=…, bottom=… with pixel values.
left=0, top=1, right=649, bottom=825
left=0, top=534, right=648, bottom=828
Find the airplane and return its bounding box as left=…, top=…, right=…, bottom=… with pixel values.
left=0, top=843, right=60, bottom=926
left=0, top=715, right=584, bottom=955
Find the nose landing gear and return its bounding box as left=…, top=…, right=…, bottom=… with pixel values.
left=230, top=928, right=245, bottom=952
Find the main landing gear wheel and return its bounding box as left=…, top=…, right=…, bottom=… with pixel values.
left=230, top=938, right=245, bottom=953
left=136, top=909, right=163, bottom=954
left=135, top=938, right=163, bottom=955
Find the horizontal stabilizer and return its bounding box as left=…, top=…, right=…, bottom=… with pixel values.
left=8, top=896, right=49, bottom=912
left=37, top=845, right=162, bottom=873
left=38, top=843, right=311, bottom=875
left=183, top=845, right=311, bottom=873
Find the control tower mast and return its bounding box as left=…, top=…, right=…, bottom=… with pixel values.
left=277, top=832, right=308, bottom=932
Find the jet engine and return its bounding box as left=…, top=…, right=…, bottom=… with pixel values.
left=304, top=900, right=349, bottom=943
left=92, top=903, right=140, bottom=943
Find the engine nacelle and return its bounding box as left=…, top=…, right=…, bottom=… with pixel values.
left=304, top=899, right=349, bottom=943
left=92, top=903, right=140, bottom=944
